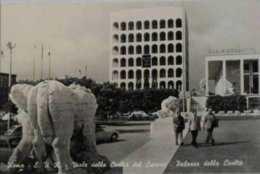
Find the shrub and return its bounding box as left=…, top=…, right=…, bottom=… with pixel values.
left=206, top=95, right=247, bottom=113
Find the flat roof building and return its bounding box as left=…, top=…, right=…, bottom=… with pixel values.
left=109, top=7, right=189, bottom=92
left=205, top=51, right=260, bottom=96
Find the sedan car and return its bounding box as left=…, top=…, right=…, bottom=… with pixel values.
left=96, top=125, right=119, bottom=143
left=0, top=125, right=22, bottom=148
left=0, top=124, right=119, bottom=147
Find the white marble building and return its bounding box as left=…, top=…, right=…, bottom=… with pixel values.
left=205, top=52, right=260, bottom=97
left=109, top=7, right=189, bottom=91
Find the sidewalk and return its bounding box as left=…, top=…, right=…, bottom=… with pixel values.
left=164, top=119, right=260, bottom=173
left=120, top=117, right=189, bottom=174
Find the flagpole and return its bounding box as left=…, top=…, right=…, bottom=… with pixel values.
left=0, top=51, right=3, bottom=73
left=48, top=51, right=51, bottom=79
left=41, top=44, right=43, bottom=79
left=85, top=65, right=87, bottom=78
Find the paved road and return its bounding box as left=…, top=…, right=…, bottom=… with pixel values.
left=97, top=125, right=150, bottom=163
left=164, top=119, right=260, bottom=173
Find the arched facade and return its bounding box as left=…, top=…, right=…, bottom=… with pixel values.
left=110, top=8, right=188, bottom=91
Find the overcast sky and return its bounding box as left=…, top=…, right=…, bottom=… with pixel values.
left=1, top=0, right=260, bottom=90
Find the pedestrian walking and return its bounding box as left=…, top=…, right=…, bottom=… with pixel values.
left=188, top=109, right=201, bottom=147
left=172, top=111, right=185, bottom=145
left=201, top=108, right=218, bottom=145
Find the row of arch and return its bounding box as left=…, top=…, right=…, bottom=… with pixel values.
left=113, top=19, right=182, bottom=31
left=112, top=68, right=183, bottom=79
left=112, top=44, right=182, bottom=55
left=118, top=80, right=183, bottom=90
left=112, top=56, right=182, bottom=67
left=113, top=31, right=182, bottom=43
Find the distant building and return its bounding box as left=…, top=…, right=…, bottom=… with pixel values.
left=205, top=53, right=260, bottom=96
left=0, top=73, right=16, bottom=107
left=109, top=7, right=189, bottom=92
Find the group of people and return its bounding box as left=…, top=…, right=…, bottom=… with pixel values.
left=172, top=109, right=218, bottom=147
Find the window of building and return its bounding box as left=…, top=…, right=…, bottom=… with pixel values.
left=136, top=70, right=142, bottom=78
left=152, top=32, right=158, bottom=41
left=120, top=82, right=126, bottom=89
left=113, top=22, right=119, bottom=30
left=136, top=82, right=142, bottom=89
left=152, top=69, right=158, bottom=78
left=152, top=20, right=158, bottom=29
left=113, top=34, right=119, bottom=43
left=168, top=19, right=174, bottom=28
left=160, top=69, right=166, bottom=78
left=160, top=44, right=166, bottom=53
left=144, top=69, right=150, bottom=78
left=176, top=43, right=182, bottom=52
left=128, top=58, right=134, bottom=67
left=120, top=70, right=126, bottom=79
left=160, top=81, right=166, bottom=89
left=144, top=79, right=150, bottom=89
left=144, top=45, right=150, bottom=54
left=128, top=70, right=134, bottom=79
left=176, top=56, right=182, bottom=65
left=136, top=57, right=142, bottom=66
left=168, top=56, right=174, bottom=65
left=112, top=58, right=119, bottom=67
left=121, top=34, right=126, bottom=43
left=113, top=46, right=119, bottom=55
left=168, top=44, right=174, bottom=53
left=121, top=22, right=126, bottom=30
left=176, top=80, right=182, bottom=91
left=244, top=60, right=259, bottom=94
left=176, top=68, right=182, bottom=77
left=152, top=80, right=158, bottom=89
left=176, top=19, right=182, bottom=28
left=160, top=56, right=166, bottom=65
left=136, top=33, right=142, bottom=42
left=168, top=32, right=174, bottom=40
left=168, top=81, right=174, bottom=89
left=128, top=21, right=134, bottom=30
left=120, top=58, right=126, bottom=67
left=120, top=46, right=126, bottom=55
left=144, top=33, right=150, bottom=42
left=112, top=70, right=118, bottom=80
left=160, top=20, right=166, bottom=28
left=152, top=57, right=158, bottom=66
left=136, top=21, right=142, bottom=30
left=144, top=20, right=150, bottom=29
left=128, top=34, right=134, bottom=42
left=168, top=69, right=174, bottom=77
left=136, top=45, right=142, bottom=54
left=152, top=45, right=158, bottom=53
left=128, top=46, right=134, bottom=55
left=176, top=31, right=182, bottom=40
left=160, top=32, right=166, bottom=41
left=128, top=82, right=134, bottom=90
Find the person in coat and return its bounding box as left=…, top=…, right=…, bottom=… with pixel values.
left=201, top=108, right=216, bottom=145
left=188, top=109, right=201, bottom=147
left=172, top=111, right=185, bottom=145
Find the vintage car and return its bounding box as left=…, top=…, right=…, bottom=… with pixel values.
left=96, top=124, right=119, bottom=142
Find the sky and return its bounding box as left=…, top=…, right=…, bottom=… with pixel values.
left=0, top=0, right=260, bottom=90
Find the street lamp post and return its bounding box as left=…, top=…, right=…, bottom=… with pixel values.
left=48, top=51, right=51, bottom=79
left=0, top=50, right=3, bottom=73
left=7, top=42, right=16, bottom=130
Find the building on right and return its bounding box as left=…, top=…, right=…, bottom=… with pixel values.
left=205, top=50, right=260, bottom=97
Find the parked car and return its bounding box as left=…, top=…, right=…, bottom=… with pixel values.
left=0, top=125, right=22, bottom=148
left=0, top=125, right=22, bottom=163
left=96, top=125, right=119, bottom=142
left=0, top=124, right=119, bottom=149
left=128, top=111, right=158, bottom=121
